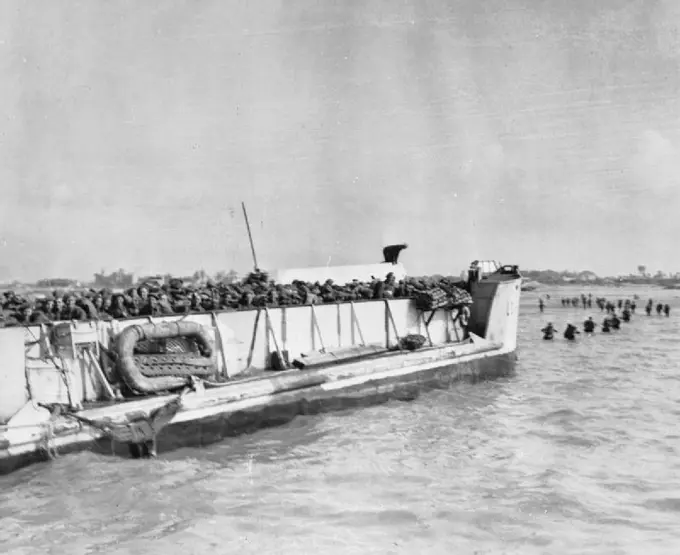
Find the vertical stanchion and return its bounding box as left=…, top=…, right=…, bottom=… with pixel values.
left=211, top=312, right=230, bottom=379
left=350, top=302, right=365, bottom=346
left=311, top=304, right=326, bottom=353
left=264, top=307, right=285, bottom=369
left=336, top=303, right=342, bottom=347
left=385, top=300, right=402, bottom=351
left=246, top=309, right=261, bottom=369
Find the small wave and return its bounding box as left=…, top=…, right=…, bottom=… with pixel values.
left=596, top=516, right=663, bottom=532
left=642, top=497, right=680, bottom=513
left=328, top=508, right=422, bottom=526
left=542, top=408, right=586, bottom=420
left=527, top=429, right=603, bottom=449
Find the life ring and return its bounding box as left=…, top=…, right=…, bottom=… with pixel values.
left=114, top=321, right=216, bottom=395
left=458, top=305, right=471, bottom=327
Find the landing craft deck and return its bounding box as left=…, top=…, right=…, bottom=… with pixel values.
left=0, top=261, right=521, bottom=475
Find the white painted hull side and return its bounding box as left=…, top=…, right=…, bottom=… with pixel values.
left=0, top=276, right=521, bottom=475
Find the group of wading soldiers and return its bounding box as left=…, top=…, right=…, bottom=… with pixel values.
left=540, top=294, right=671, bottom=317
left=540, top=296, right=671, bottom=341
left=0, top=269, right=471, bottom=327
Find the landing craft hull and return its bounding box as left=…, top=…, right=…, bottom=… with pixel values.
left=0, top=270, right=521, bottom=476
left=0, top=347, right=516, bottom=474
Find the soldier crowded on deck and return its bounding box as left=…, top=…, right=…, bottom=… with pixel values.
left=0, top=270, right=472, bottom=328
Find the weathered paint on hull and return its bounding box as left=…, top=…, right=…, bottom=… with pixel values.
left=0, top=351, right=516, bottom=475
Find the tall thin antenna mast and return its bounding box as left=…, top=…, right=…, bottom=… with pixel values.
left=241, top=201, right=259, bottom=271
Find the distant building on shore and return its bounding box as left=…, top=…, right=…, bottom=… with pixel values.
left=576, top=271, right=598, bottom=282
left=93, top=269, right=135, bottom=289
left=35, top=278, right=82, bottom=289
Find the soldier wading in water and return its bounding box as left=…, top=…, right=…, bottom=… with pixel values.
left=541, top=322, right=555, bottom=340
left=583, top=316, right=596, bottom=333
left=609, top=313, right=621, bottom=330
left=564, top=323, right=580, bottom=340
left=621, top=307, right=631, bottom=322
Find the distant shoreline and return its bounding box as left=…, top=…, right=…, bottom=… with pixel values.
left=522, top=281, right=677, bottom=291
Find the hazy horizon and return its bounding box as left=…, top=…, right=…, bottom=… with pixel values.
left=2, top=0, right=679, bottom=282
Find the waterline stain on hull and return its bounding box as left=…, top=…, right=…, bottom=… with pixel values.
left=0, top=351, right=516, bottom=475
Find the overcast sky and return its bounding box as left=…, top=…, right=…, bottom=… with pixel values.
left=1, top=0, right=679, bottom=281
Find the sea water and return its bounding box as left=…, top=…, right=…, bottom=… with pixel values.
left=1, top=286, right=679, bottom=555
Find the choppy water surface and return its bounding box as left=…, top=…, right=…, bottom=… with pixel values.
left=2, top=286, right=679, bottom=554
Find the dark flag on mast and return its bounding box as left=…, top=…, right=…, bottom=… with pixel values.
left=382, top=244, right=408, bottom=264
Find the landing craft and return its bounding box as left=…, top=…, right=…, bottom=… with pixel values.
left=0, top=249, right=521, bottom=476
